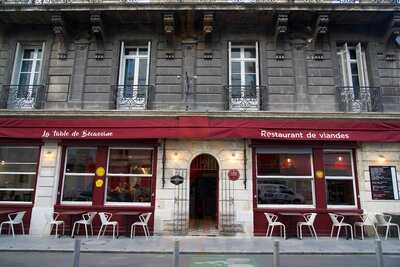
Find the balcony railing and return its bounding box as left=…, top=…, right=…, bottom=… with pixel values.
left=1, top=85, right=46, bottom=109
left=0, top=0, right=397, bottom=5
left=224, top=85, right=266, bottom=111
left=336, top=86, right=383, bottom=112
left=112, top=84, right=153, bottom=110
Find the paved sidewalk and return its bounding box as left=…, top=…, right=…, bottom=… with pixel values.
left=0, top=236, right=399, bottom=255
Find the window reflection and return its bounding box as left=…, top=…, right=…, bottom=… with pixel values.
left=257, top=153, right=312, bottom=176
left=326, top=180, right=355, bottom=205
left=107, top=148, right=153, bottom=203
left=257, top=179, right=313, bottom=205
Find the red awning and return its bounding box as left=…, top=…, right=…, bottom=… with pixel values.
left=0, top=116, right=400, bottom=142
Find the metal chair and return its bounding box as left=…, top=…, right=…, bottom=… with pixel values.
left=328, top=213, right=353, bottom=240
left=97, top=212, right=119, bottom=240
left=71, top=212, right=97, bottom=238
left=131, top=212, right=152, bottom=239
left=375, top=213, right=400, bottom=240
left=0, top=211, right=26, bottom=237
left=354, top=213, right=379, bottom=240
left=297, top=213, right=318, bottom=240
left=44, top=211, right=65, bottom=237
left=264, top=213, right=286, bottom=239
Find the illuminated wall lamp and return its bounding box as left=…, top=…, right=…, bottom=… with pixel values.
left=377, top=154, right=386, bottom=164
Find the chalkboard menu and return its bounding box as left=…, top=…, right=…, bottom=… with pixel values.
left=369, top=166, right=399, bottom=200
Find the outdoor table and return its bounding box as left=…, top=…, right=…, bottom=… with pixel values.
left=58, top=210, right=87, bottom=237
left=278, top=212, right=305, bottom=239
left=114, top=211, right=142, bottom=237
left=338, top=212, right=363, bottom=239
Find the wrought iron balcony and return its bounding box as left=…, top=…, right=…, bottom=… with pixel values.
left=224, top=85, right=266, bottom=111
left=0, top=85, right=46, bottom=109
left=336, top=86, right=383, bottom=112
left=112, top=84, right=153, bottom=110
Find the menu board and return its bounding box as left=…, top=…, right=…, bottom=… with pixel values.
left=369, top=166, right=399, bottom=200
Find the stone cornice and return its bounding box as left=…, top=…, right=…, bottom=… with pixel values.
left=1, top=110, right=400, bottom=121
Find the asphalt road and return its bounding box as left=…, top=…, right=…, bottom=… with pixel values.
left=0, top=252, right=400, bottom=267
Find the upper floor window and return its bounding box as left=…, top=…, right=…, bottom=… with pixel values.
left=117, top=41, right=151, bottom=110
left=0, top=147, right=40, bottom=203
left=338, top=43, right=369, bottom=97
left=9, top=42, right=45, bottom=109
left=228, top=42, right=260, bottom=111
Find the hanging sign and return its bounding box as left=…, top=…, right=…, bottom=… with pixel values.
left=228, top=169, right=240, bottom=181
left=170, top=175, right=184, bottom=186
left=95, top=179, right=104, bottom=188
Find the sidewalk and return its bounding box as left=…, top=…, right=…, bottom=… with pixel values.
left=0, top=236, right=399, bottom=255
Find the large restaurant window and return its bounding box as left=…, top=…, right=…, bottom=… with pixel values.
left=61, top=148, right=97, bottom=203
left=0, top=147, right=39, bottom=202
left=256, top=149, right=314, bottom=206
left=324, top=150, right=356, bottom=206
left=105, top=148, right=153, bottom=205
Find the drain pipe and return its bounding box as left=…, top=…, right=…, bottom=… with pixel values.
left=243, top=138, right=247, bottom=189
left=162, top=138, right=166, bottom=188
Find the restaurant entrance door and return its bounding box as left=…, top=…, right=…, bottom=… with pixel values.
left=189, top=154, right=219, bottom=235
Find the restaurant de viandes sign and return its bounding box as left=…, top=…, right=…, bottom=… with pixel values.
left=39, top=128, right=351, bottom=140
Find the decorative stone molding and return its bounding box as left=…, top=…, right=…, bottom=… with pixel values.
left=51, top=14, right=69, bottom=60
left=90, top=12, right=105, bottom=60
left=163, top=13, right=175, bottom=59
left=274, top=13, right=288, bottom=60
left=203, top=13, right=214, bottom=35
left=384, top=13, right=400, bottom=60
left=310, top=14, right=329, bottom=58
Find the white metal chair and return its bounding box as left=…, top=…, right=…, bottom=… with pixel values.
left=71, top=212, right=97, bottom=238
left=0, top=211, right=26, bottom=237
left=297, top=213, right=318, bottom=240
left=354, top=213, right=379, bottom=240
left=264, top=213, right=286, bottom=239
left=130, top=212, right=152, bottom=239
left=375, top=213, right=400, bottom=240
left=328, top=213, right=353, bottom=240
left=44, top=212, right=65, bottom=238
left=97, top=212, right=119, bottom=240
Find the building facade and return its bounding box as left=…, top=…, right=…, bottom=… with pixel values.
left=0, top=0, right=399, bottom=237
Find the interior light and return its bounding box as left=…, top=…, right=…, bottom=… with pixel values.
left=337, top=156, right=343, bottom=162
left=0, top=160, right=5, bottom=165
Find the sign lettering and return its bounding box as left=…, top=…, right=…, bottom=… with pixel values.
left=41, top=129, right=113, bottom=139
left=260, top=130, right=350, bottom=141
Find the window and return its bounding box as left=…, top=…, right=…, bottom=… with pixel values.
left=105, top=148, right=153, bottom=204
left=118, top=42, right=150, bottom=108
left=61, top=148, right=97, bottom=203
left=229, top=42, right=259, bottom=99
left=0, top=147, right=39, bottom=202
left=337, top=42, right=369, bottom=99
left=256, top=149, right=314, bottom=206
left=10, top=43, right=44, bottom=102
left=324, top=150, right=356, bottom=206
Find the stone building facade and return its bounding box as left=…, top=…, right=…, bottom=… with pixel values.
left=0, top=1, right=399, bottom=238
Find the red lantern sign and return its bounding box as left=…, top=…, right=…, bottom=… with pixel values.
left=228, top=169, right=240, bottom=181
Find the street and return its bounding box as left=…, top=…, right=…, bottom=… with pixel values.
left=0, top=252, right=399, bottom=267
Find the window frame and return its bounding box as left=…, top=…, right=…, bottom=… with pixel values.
left=228, top=42, right=259, bottom=98
left=104, top=147, right=154, bottom=207
left=256, top=148, right=316, bottom=209
left=60, top=147, right=97, bottom=206
left=118, top=41, right=151, bottom=88
left=337, top=42, right=369, bottom=99
left=0, top=146, right=40, bottom=204
left=11, top=42, right=45, bottom=87
left=324, top=149, right=357, bottom=209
